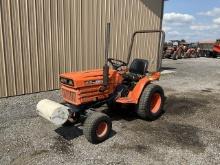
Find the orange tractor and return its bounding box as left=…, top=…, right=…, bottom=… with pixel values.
left=163, top=40, right=187, bottom=60
left=37, top=23, right=165, bottom=144
left=183, top=43, right=200, bottom=58
left=213, top=39, right=220, bottom=57
left=163, top=40, right=179, bottom=59
left=172, top=43, right=200, bottom=59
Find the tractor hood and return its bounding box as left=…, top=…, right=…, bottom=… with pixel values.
left=60, top=69, right=122, bottom=88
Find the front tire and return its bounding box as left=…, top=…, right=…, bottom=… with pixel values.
left=83, top=112, right=112, bottom=144
left=136, top=84, right=165, bottom=120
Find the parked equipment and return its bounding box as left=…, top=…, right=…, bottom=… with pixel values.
left=37, top=23, right=165, bottom=144
left=198, top=40, right=217, bottom=58
left=181, top=43, right=200, bottom=58
left=163, top=40, right=187, bottom=60
left=213, top=39, right=220, bottom=57
left=163, top=40, right=200, bottom=60
left=163, top=40, right=179, bottom=60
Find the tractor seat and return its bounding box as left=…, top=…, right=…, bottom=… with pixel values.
left=123, top=59, right=149, bottom=81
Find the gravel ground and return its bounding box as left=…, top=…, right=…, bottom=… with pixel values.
left=0, top=57, right=220, bottom=165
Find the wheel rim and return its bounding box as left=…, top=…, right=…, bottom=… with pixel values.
left=150, top=93, right=162, bottom=114
left=96, top=122, right=108, bottom=138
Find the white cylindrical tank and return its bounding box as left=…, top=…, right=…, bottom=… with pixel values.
left=36, top=99, right=69, bottom=126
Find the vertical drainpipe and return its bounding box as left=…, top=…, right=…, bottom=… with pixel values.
left=157, top=0, right=165, bottom=71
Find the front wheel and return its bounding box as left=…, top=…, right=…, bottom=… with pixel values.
left=136, top=84, right=165, bottom=120
left=83, top=112, right=112, bottom=144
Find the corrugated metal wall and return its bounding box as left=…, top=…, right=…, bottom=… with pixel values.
left=0, top=0, right=163, bottom=97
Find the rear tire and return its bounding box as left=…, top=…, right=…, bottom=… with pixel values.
left=136, top=84, right=165, bottom=120
left=83, top=112, right=112, bottom=144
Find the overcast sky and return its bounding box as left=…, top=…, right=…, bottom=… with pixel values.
left=163, top=0, right=220, bottom=42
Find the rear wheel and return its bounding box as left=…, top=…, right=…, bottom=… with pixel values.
left=83, top=112, right=112, bottom=144
left=136, top=84, right=165, bottom=120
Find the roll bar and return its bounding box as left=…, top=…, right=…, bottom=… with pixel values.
left=101, top=24, right=165, bottom=92
left=127, top=30, right=165, bottom=65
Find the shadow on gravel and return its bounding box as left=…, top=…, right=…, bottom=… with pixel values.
left=55, top=126, right=83, bottom=141
left=55, top=123, right=116, bottom=142
left=160, top=67, right=176, bottom=71
left=128, top=121, right=206, bottom=154
left=164, top=95, right=209, bottom=116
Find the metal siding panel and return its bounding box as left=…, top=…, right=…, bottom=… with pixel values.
left=87, top=0, right=94, bottom=69
left=114, top=0, right=120, bottom=60
left=28, top=0, right=39, bottom=92
left=127, top=0, right=134, bottom=63
left=137, top=1, right=142, bottom=60
left=70, top=0, right=77, bottom=71
left=108, top=0, right=112, bottom=58
left=157, top=0, right=164, bottom=70
left=124, top=0, right=129, bottom=61
left=131, top=0, right=139, bottom=62
left=96, top=0, right=101, bottom=68
left=36, top=0, right=47, bottom=91
left=145, top=4, right=151, bottom=62
left=140, top=3, right=146, bottom=62
left=51, top=0, right=60, bottom=88
left=130, top=0, right=162, bottom=71
left=135, top=0, right=140, bottom=60
left=92, top=0, right=98, bottom=68
left=0, top=0, right=163, bottom=97
left=90, top=0, right=96, bottom=69
left=1, top=0, right=16, bottom=96
left=76, top=0, right=82, bottom=70
left=57, top=0, right=65, bottom=73
left=119, top=1, right=126, bottom=61
left=112, top=0, right=119, bottom=60
left=10, top=0, right=25, bottom=95
left=100, top=0, right=105, bottom=68
left=81, top=0, right=88, bottom=69
left=107, top=0, right=113, bottom=59
left=19, top=0, right=32, bottom=94
left=137, top=0, right=142, bottom=60
left=64, top=0, right=71, bottom=72
left=0, top=5, right=7, bottom=97
left=44, top=0, right=53, bottom=90
left=149, top=5, right=155, bottom=70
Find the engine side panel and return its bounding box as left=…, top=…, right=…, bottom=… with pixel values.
left=60, top=69, right=123, bottom=105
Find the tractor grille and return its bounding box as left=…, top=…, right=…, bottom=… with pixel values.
left=62, top=88, right=76, bottom=102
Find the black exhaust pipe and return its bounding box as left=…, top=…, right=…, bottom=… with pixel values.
left=100, top=23, right=110, bottom=92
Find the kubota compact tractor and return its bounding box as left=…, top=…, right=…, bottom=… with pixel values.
left=37, top=23, right=165, bottom=144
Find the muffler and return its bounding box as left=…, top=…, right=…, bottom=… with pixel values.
left=36, top=99, right=70, bottom=125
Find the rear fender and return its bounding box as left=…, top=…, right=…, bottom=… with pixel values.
left=116, top=72, right=160, bottom=104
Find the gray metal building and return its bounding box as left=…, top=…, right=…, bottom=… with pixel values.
left=0, top=0, right=164, bottom=97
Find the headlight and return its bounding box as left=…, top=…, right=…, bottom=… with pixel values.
left=67, top=79, right=74, bottom=86
left=60, top=78, right=74, bottom=86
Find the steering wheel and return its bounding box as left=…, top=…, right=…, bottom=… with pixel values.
left=108, top=58, right=127, bottom=70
